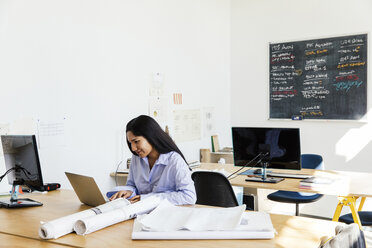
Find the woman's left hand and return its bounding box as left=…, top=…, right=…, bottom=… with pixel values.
left=130, top=195, right=141, bottom=203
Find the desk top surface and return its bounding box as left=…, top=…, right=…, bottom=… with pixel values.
left=0, top=189, right=338, bottom=248
left=112, top=163, right=372, bottom=197
left=0, top=232, right=68, bottom=248
left=198, top=163, right=372, bottom=197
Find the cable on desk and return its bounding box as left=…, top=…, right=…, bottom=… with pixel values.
left=226, top=153, right=262, bottom=180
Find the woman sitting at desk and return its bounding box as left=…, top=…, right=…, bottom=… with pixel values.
left=107, top=115, right=196, bottom=205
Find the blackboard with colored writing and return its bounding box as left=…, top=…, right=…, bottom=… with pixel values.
left=269, top=34, right=367, bottom=120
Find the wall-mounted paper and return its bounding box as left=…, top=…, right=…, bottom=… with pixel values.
left=37, top=118, right=67, bottom=149
left=202, top=107, right=215, bottom=137
left=149, top=97, right=167, bottom=123
left=173, top=93, right=182, bottom=105
left=173, top=109, right=201, bottom=142
left=149, top=73, right=164, bottom=96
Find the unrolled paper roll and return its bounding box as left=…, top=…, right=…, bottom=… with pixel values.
left=39, top=198, right=130, bottom=239
left=74, top=196, right=161, bottom=235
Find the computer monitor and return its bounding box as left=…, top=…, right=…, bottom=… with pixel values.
left=232, top=127, right=301, bottom=183
left=0, top=135, right=43, bottom=207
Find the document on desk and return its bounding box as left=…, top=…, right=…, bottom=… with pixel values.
left=74, top=196, right=161, bottom=235
left=132, top=200, right=275, bottom=240
left=39, top=198, right=130, bottom=239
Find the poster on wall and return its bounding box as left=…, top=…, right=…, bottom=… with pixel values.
left=148, top=96, right=168, bottom=123
left=202, top=107, right=215, bottom=137
left=37, top=118, right=67, bottom=149
left=173, top=109, right=201, bottom=142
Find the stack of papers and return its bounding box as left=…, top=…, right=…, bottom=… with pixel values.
left=299, top=176, right=338, bottom=190
left=132, top=200, right=275, bottom=240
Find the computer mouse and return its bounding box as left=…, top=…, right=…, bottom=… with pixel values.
left=253, top=168, right=262, bottom=175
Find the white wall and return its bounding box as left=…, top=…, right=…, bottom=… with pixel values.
left=0, top=0, right=231, bottom=194
left=231, top=0, right=372, bottom=217
left=2, top=0, right=367, bottom=218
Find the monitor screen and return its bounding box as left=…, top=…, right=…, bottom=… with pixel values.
left=1, top=135, right=44, bottom=189
left=232, top=127, right=301, bottom=170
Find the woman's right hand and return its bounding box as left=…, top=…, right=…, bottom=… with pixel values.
left=109, top=190, right=133, bottom=201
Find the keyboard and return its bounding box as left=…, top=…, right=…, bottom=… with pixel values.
left=267, top=172, right=312, bottom=179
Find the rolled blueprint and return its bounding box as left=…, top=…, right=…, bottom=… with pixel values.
left=74, top=196, right=161, bottom=235
left=39, top=198, right=130, bottom=239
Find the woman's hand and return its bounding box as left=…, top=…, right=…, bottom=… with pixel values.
left=109, top=190, right=133, bottom=201
left=129, top=195, right=141, bottom=203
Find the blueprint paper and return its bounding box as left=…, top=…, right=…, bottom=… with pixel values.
left=74, top=208, right=129, bottom=235
left=38, top=198, right=130, bottom=239
left=235, top=211, right=275, bottom=232
left=139, top=200, right=246, bottom=232
left=74, top=196, right=161, bottom=235
left=139, top=200, right=191, bottom=231
left=132, top=211, right=275, bottom=240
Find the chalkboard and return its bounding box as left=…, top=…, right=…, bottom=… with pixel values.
left=269, top=34, right=367, bottom=120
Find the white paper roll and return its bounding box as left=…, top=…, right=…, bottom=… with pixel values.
left=74, top=196, right=161, bottom=235
left=74, top=208, right=129, bottom=235
left=39, top=198, right=130, bottom=239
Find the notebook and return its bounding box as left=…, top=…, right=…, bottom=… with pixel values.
left=65, top=172, right=107, bottom=207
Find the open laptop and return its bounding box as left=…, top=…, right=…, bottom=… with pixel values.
left=65, top=172, right=107, bottom=207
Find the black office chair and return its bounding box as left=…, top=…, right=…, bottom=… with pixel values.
left=267, top=154, right=324, bottom=216
left=338, top=212, right=372, bottom=226
left=191, top=171, right=239, bottom=207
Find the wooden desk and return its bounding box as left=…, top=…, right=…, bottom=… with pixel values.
left=0, top=189, right=339, bottom=247
left=112, top=163, right=372, bottom=196
left=200, top=163, right=372, bottom=228
left=112, top=162, right=372, bottom=228
left=0, top=233, right=70, bottom=247
left=196, top=163, right=371, bottom=196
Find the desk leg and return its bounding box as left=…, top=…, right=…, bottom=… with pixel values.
left=332, top=198, right=343, bottom=222
left=332, top=196, right=362, bottom=229
left=358, top=197, right=366, bottom=211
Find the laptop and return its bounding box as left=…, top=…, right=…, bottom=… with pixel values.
left=65, top=172, right=107, bottom=207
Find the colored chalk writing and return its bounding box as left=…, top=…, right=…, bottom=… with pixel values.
left=269, top=34, right=367, bottom=120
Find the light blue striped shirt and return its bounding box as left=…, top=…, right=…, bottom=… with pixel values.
left=110, top=151, right=196, bottom=205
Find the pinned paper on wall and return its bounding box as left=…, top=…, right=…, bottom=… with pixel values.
left=202, top=107, right=215, bottom=137
left=37, top=118, right=67, bottom=149
left=173, top=93, right=182, bottom=105
left=149, top=96, right=167, bottom=123
left=173, top=109, right=201, bottom=142
left=149, top=73, right=164, bottom=96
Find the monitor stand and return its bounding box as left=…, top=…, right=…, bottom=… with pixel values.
left=0, top=198, right=43, bottom=208
left=0, top=184, right=42, bottom=208
left=245, top=162, right=284, bottom=184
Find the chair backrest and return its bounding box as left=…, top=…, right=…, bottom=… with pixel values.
left=319, top=223, right=366, bottom=248
left=191, top=171, right=239, bottom=207
left=301, top=154, right=324, bottom=170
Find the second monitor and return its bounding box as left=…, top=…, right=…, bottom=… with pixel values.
left=232, top=127, right=301, bottom=183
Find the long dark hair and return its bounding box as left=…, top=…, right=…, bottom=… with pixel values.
left=126, top=115, right=187, bottom=163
